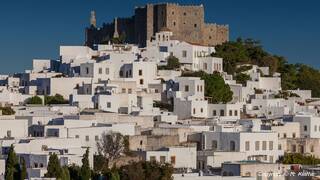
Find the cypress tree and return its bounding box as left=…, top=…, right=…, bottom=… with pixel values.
left=80, top=148, right=91, bottom=180
left=20, top=158, right=27, bottom=180
left=45, top=153, right=63, bottom=178
left=5, top=145, right=21, bottom=180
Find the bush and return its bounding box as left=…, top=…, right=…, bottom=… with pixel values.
left=234, top=73, right=251, bottom=86
left=182, top=71, right=233, bottom=103
left=119, top=161, right=173, bottom=180
left=281, top=153, right=320, bottom=165
left=45, top=94, right=69, bottom=105
left=158, top=56, right=180, bottom=70
left=0, top=106, right=15, bottom=115
left=26, top=96, right=43, bottom=104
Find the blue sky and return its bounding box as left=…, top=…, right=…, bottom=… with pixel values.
left=0, top=0, right=319, bottom=73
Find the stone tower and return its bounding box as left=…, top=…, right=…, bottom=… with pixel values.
left=113, top=17, right=119, bottom=38
left=90, top=11, right=97, bottom=27
left=85, top=3, right=229, bottom=47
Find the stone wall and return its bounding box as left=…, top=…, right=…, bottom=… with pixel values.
left=85, top=3, right=229, bottom=47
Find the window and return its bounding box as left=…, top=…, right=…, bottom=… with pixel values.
left=255, top=141, right=260, bottom=151
left=292, top=145, right=296, bottom=152
left=283, top=133, right=287, bottom=138
left=213, top=110, right=217, bottom=116
left=304, top=125, right=308, bottom=131
left=234, top=110, right=238, bottom=116
left=119, top=70, right=123, bottom=77
left=183, top=12, right=186, bottom=16
left=75, top=135, right=79, bottom=138
left=85, top=136, right=89, bottom=141
left=86, top=67, right=89, bottom=74
left=184, top=85, right=189, bottom=92
left=172, top=11, right=174, bottom=15
left=150, top=156, right=156, bottom=162
left=269, top=141, right=273, bottom=150
left=194, top=24, right=197, bottom=28
left=200, top=85, right=203, bottom=92
left=292, top=133, right=296, bottom=138
left=230, top=141, right=236, bottom=151
left=201, top=134, right=206, bottom=150
left=99, top=68, right=102, bottom=74
left=105, top=68, right=109, bottom=74
left=6, top=130, right=11, bottom=138
left=170, top=156, right=176, bottom=165
left=204, top=63, right=207, bottom=70
left=193, top=108, right=196, bottom=114
left=139, top=69, right=143, bottom=76
left=107, top=102, right=111, bottom=108
left=160, top=156, right=166, bottom=164
left=128, top=88, right=132, bottom=94
left=122, top=88, right=126, bottom=93
left=159, top=46, right=168, bottom=52
left=212, top=140, right=218, bottom=150
left=311, top=145, right=314, bottom=152
left=95, top=135, right=99, bottom=141
left=262, top=141, right=267, bottom=150
left=229, top=110, right=232, bottom=116
left=315, top=125, right=317, bottom=132
left=139, top=79, right=144, bottom=85
left=278, top=144, right=282, bottom=150
left=182, top=50, right=187, bottom=57
left=173, top=22, right=176, bottom=26
left=197, top=85, right=200, bottom=92
left=269, top=156, right=274, bottom=163
left=245, top=141, right=250, bottom=151
left=200, top=108, right=203, bottom=113
left=220, top=110, right=225, bottom=116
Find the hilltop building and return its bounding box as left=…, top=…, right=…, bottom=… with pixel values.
left=85, top=3, right=229, bottom=47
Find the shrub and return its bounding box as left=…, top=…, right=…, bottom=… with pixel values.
left=26, top=96, right=43, bottom=104
left=45, top=94, right=69, bottom=105
left=0, top=106, right=15, bottom=115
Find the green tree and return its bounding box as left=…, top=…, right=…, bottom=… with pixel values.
left=158, top=56, right=180, bottom=70
left=0, top=106, right=15, bottom=115
left=281, top=153, right=320, bottom=165
left=68, top=164, right=81, bottom=180
left=119, top=161, right=173, bottom=180
left=80, top=148, right=91, bottom=180
left=45, top=153, right=63, bottom=179
left=96, top=132, right=125, bottom=168
left=45, top=94, right=69, bottom=105
left=234, top=73, right=250, bottom=86
left=93, top=154, right=107, bottom=173
left=61, top=166, right=70, bottom=180
left=20, top=158, right=27, bottom=180
left=182, top=71, right=233, bottom=103
left=166, top=56, right=180, bottom=70
left=26, top=96, right=43, bottom=105
left=5, top=145, right=21, bottom=180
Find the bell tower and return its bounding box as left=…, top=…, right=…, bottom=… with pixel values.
left=90, top=11, right=97, bottom=27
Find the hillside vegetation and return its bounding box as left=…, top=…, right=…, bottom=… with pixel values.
left=212, top=38, right=320, bottom=97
